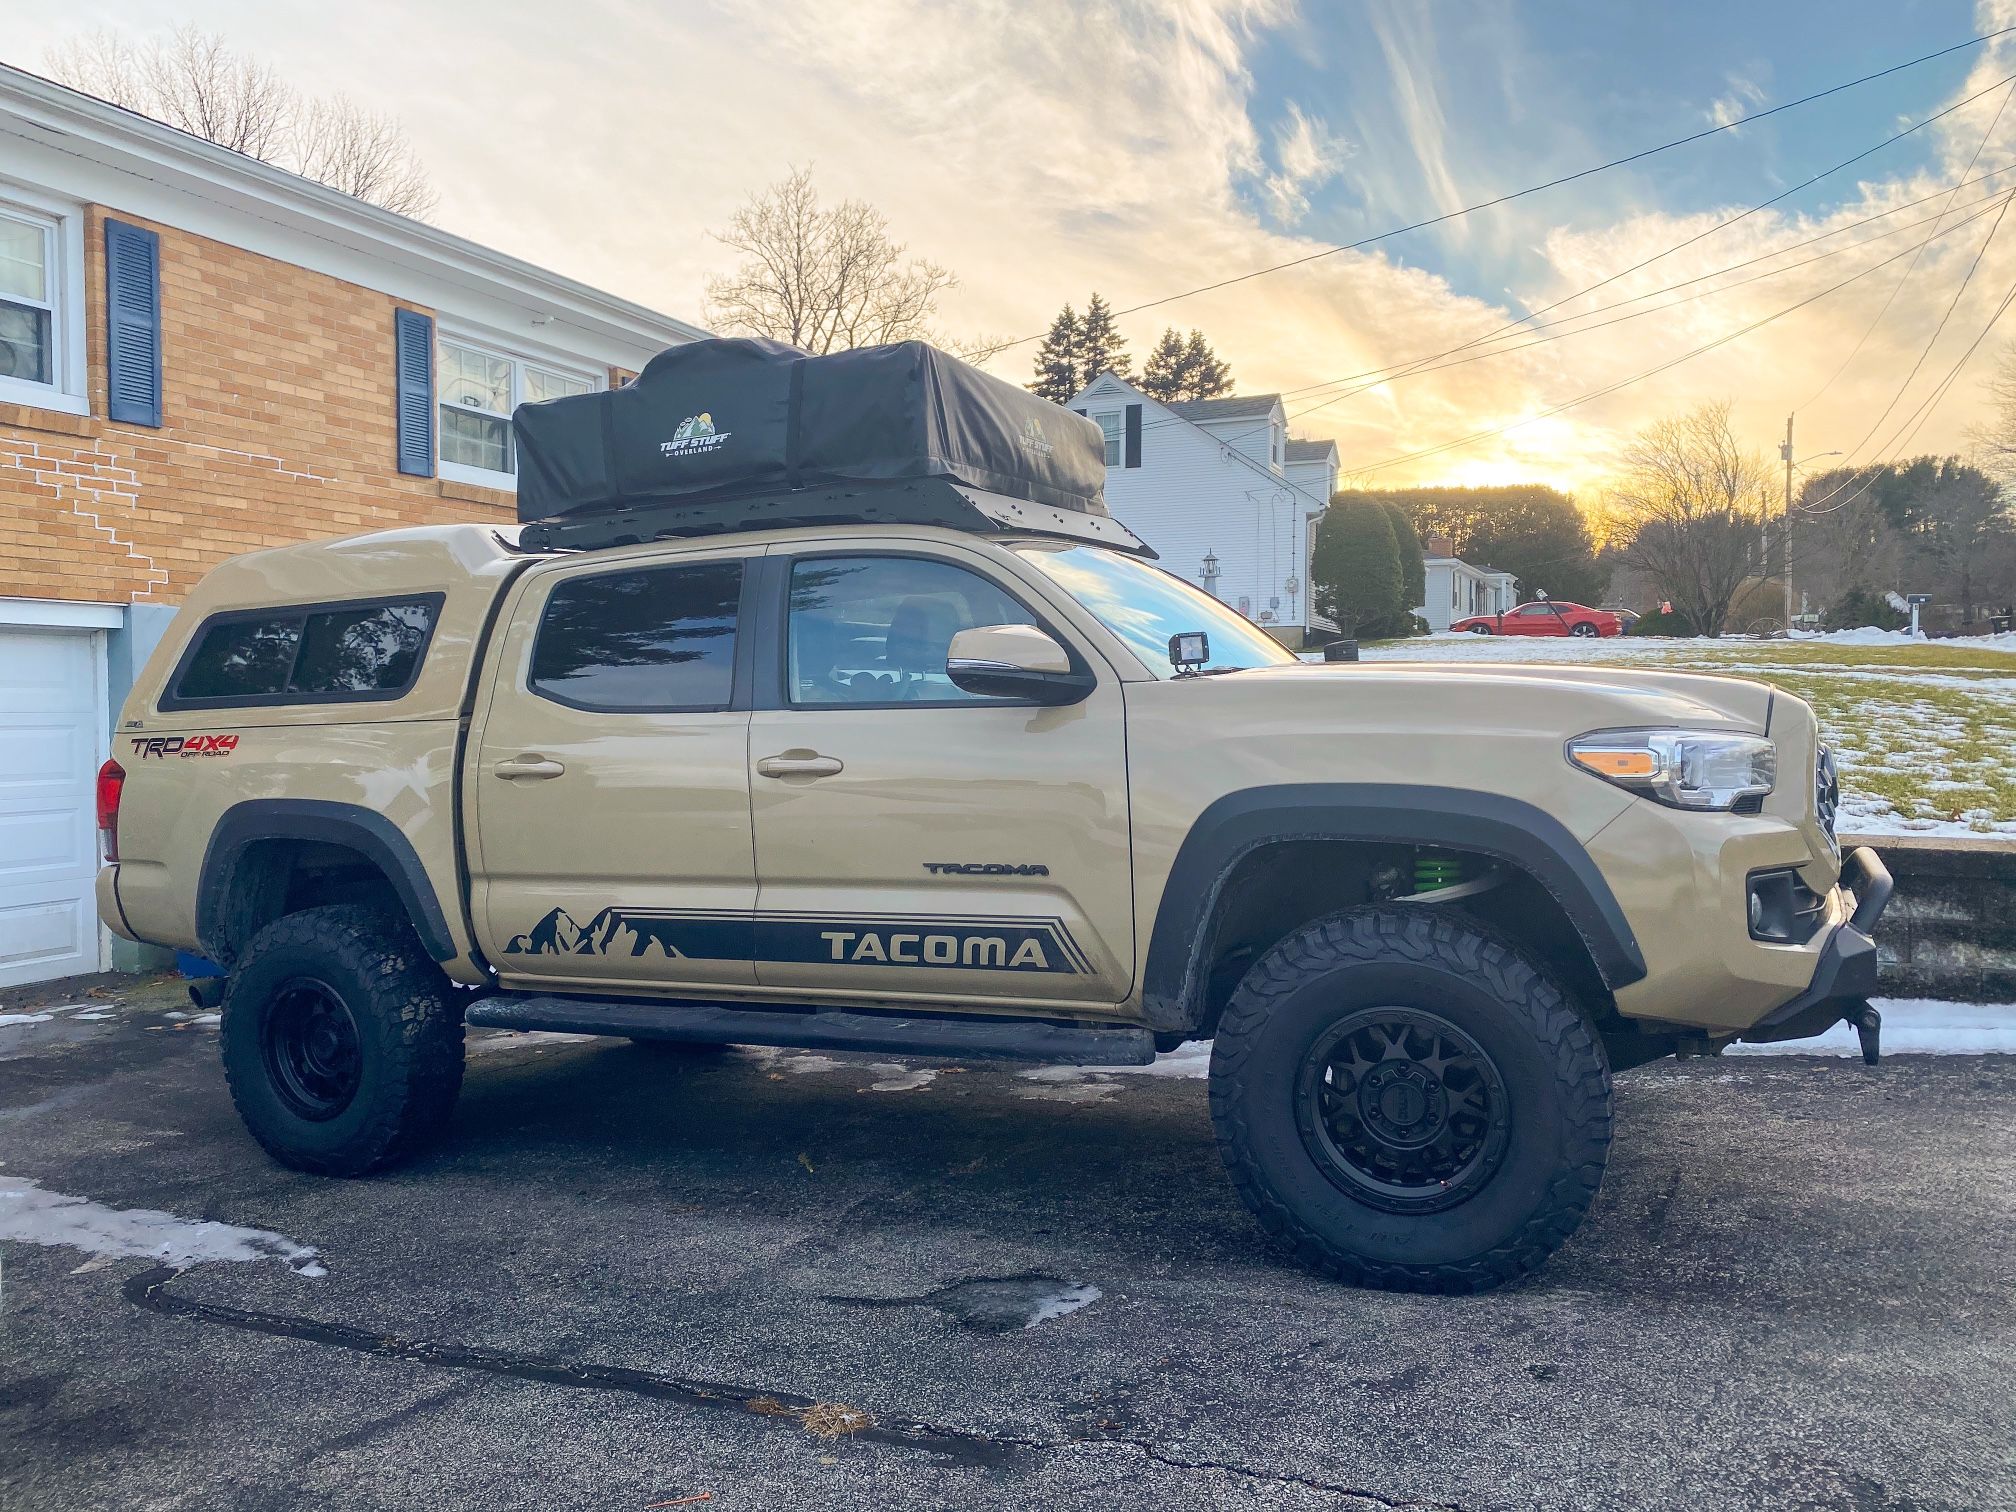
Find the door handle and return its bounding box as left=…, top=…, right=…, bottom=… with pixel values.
left=494, top=755, right=566, bottom=780
left=756, top=751, right=844, bottom=779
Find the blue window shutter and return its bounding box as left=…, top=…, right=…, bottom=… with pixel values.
left=394, top=308, right=435, bottom=477
left=1124, top=404, right=1142, bottom=468
left=104, top=220, right=162, bottom=427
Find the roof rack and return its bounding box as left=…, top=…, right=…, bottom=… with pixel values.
left=516, top=477, right=1157, bottom=558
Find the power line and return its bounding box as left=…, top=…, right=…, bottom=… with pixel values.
left=1289, top=66, right=2016, bottom=430
left=995, top=24, right=2016, bottom=354
left=1125, top=87, right=2016, bottom=454
left=1333, top=206, right=2009, bottom=480
left=1796, top=165, right=2016, bottom=515
left=1797, top=75, right=2016, bottom=411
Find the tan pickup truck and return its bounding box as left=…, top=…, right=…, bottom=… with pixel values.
left=94, top=339, right=1889, bottom=1292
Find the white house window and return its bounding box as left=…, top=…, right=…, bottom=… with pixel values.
left=438, top=336, right=595, bottom=485
left=0, top=210, right=55, bottom=390
left=1094, top=411, right=1123, bottom=467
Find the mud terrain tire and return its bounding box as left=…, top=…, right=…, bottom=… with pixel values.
left=221, top=904, right=464, bottom=1176
left=1209, top=908, right=1611, bottom=1292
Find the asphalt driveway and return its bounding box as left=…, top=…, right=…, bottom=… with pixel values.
left=2, top=972, right=2012, bottom=1511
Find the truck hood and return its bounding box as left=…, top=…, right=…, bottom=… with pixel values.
left=1235, top=659, right=1778, bottom=733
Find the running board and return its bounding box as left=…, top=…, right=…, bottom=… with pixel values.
left=464, top=994, right=1158, bottom=1066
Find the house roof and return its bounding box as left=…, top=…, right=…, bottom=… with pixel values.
left=1284, top=438, right=1337, bottom=463
left=0, top=63, right=709, bottom=354
left=1167, top=394, right=1282, bottom=422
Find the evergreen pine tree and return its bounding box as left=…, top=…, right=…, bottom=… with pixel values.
left=1179, top=329, right=1233, bottom=399
left=1076, top=293, right=1131, bottom=384
left=1381, top=502, right=1427, bottom=632
left=1028, top=304, right=1082, bottom=404
left=1312, top=497, right=1404, bottom=636
left=1139, top=328, right=1188, bottom=401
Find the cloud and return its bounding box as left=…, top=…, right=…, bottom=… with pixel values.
left=1261, top=102, right=1355, bottom=223
left=1708, top=74, right=1767, bottom=131
left=10, top=0, right=2016, bottom=498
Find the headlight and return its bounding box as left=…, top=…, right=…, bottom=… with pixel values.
left=1566, top=728, right=1776, bottom=811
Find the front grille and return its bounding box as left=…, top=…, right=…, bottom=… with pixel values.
left=1815, top=745, right=1840, bottom=842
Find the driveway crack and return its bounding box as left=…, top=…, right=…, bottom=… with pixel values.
left=122, top=1264, right=1462, bottom=1503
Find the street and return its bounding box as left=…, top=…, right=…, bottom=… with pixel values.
left=3, top=974, right=2013, bottom=1511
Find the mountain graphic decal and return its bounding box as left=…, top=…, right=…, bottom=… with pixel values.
left=504, top=908, right=685, bottom=958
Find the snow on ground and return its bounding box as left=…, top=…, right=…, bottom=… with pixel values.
left=1026, top=1000, right=2015, bottom=1090
left=0, top=1176, right=326, bottom=1275
left=1325, top=633, right=2016, bottom=836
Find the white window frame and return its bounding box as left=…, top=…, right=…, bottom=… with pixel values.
left=1093, top=411, right=1123, bottom=468
left=436, top=329, right=600, bottom=491
left=0, top=186, right=88, bottom=418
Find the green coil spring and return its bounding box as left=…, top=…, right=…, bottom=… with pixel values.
left=1414, top=854, right=1464, bottom=894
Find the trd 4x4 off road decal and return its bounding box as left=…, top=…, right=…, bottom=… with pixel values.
left=503, top=907, right=1089, bottom=974
left=129, top=734, right=239, bottom=759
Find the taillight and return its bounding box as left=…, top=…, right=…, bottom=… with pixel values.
left=96, top=758, right=125, bottom=863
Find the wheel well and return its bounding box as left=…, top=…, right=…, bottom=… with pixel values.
left=1187, top=838, right=1615, bottom=1039
left=203, top=837, right=405, bottom=967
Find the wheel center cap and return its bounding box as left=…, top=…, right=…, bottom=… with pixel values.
left=1360, top=1063, right=1445, bottom=1141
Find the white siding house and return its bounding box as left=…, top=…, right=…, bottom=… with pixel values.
left=1068, top=375, right=1337, bottom=643
left=1421, top=547, right=1518, bottom=631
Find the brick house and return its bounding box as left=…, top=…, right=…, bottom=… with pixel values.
left=0, top=63, right=705, bottom=986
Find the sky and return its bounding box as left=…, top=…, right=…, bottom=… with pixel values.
left=12, top=0, right=2016, bottom=497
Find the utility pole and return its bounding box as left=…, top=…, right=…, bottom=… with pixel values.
left=1779, top=413, right=1796, bottom=630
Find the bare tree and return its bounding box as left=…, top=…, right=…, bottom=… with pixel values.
left=293, top=97, right=437, bottom=219
left=1609, top=401, right=1775, bottom=636
left=43, top=27, right=436, bottom=219
left=705, top=168, right=957, bottom=354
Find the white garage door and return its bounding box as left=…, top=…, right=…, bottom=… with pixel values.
left=0, top=628, right=105, bottom=988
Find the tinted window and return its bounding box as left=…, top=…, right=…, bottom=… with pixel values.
left=170, top=596, right=439, bottom=705
left=531, top=559, right=742, bottom=711
left=788, top=556, right=1035, bottom=705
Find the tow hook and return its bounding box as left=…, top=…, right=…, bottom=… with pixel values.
left=1843, top=1002, right=1882, bottom=1066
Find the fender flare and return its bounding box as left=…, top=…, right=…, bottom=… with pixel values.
left=197, top=799, right=457, bottom=962
left=1140, top=783, right=1647, bottom=1032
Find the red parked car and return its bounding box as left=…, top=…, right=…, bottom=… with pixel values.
left=1451, top=600, right=1623, bottom=637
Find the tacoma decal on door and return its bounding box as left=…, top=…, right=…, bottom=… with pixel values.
left=503, top=907, right=1089, bottom=974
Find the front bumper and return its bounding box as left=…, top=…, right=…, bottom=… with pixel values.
left=1737, top=846, right=1893, bottom=1051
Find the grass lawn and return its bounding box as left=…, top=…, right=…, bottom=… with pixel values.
left=1351, top=633, right=2016, bottom=838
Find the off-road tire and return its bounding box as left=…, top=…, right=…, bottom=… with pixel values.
left=1209, top=908, right=1611, bottom=1293
left=220, top=904, right=465, bottom=1176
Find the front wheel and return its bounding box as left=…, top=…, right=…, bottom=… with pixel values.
left=220, top=904, right=465, bottom=1176
left=1209, top=909, right=1611, bottom=1292
left=1571, top=621, right=1600, bottom=637
left=1467, top=624, right=1493, bottom=634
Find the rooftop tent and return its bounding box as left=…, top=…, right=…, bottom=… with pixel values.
left=512, top=337, right=1111, bottom=524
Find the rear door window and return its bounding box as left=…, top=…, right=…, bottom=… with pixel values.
left=529, top=558, right=744, bottom=711
left=166, top=595, right=443, bottom=708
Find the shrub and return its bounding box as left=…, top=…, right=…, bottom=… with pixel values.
left=1822, top=588, right=1908, bottom=632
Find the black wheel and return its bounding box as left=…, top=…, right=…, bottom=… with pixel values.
left=221, top=904, right=464, bottom=1176
left=1570, top=621, right=1600, bottom=637
left=1209, top=908, right=1611, bottom=1292
left=1468, top=624, right=1493, bottom=634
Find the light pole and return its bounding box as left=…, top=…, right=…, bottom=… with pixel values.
left=1778, top=413, right=1840, bottom=630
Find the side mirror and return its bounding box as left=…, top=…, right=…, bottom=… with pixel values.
left=946, top=624, right=1094, bottom=705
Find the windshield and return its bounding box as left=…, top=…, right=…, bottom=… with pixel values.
left=1012, top=542, right=1299, bottom=677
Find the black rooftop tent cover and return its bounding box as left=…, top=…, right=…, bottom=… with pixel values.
left=513, top=337, right=1111, bottom=524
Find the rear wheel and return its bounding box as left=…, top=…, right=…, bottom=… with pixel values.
left=1571, top=621, right=1600, bottom=637
left=221, top=904, right=464, bottom=1176
left=1209, top=908, right=1611, bottom=1292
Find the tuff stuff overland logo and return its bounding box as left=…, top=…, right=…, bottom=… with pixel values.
left=1017, top=416, right=1054, bottom=457
left=660, top=411, right=730, bottom=458
left=505, top=906, right=1089, bottom=974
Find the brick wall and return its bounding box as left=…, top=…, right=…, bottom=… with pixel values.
left=0, top=205, right=516, bottom=606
